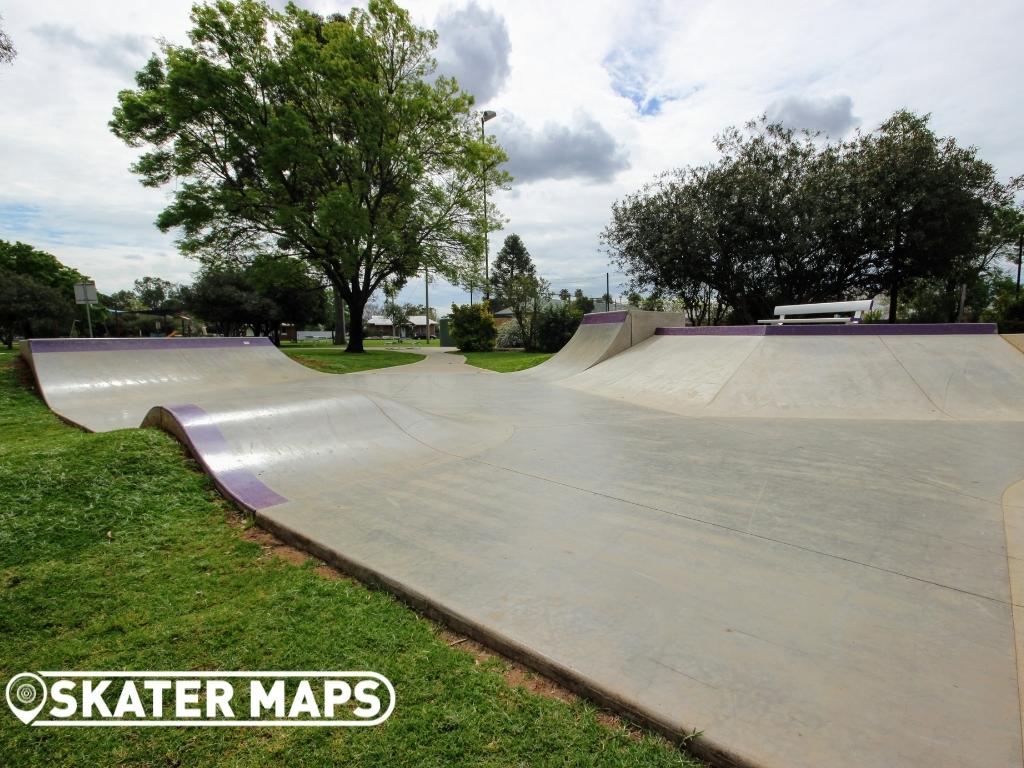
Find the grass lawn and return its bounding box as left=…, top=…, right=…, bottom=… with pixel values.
left=454, top=350, right=554, bottom=373
left=0, top=349, right=697, bottom=767
left=281, top=347, right=420, bottom=374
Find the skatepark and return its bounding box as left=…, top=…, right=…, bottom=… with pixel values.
left=20, top=312, right=1024, bottom=768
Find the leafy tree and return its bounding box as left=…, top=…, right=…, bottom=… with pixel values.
left=0, top=15, right=15, bottom=64
left=383, top=301, right=410, bottom=337
left=448, top=302, right=496, bottom=351
left=490, top=234, right=536, bottom=310
left=107, top=289, right=144, bottom=311
left=111, top=0, right=508, bottom=353
left=604, top=112, right=1019, bottom=324
left=533, top=302, right=582, bottom=353
left=558, top=289, right=571, bottom=302
left=490, top=234, right=546, bottom=347
left=572, top=289, right=594, bottom=314
left=0, top=240, right=85, bottom=296
left=854, top=111, right=1017, bottom=322
left=133, top=276, right=181, bottom=309
left=248, top=255, right=328, bottom=331
left=0, top=271, right=74, bottom=348
left=184, top=267, right=278, bottom=337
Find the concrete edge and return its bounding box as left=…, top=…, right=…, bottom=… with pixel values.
left=254, top=510, right=761, bottom=768
left=141, top=405, right=288, bottom=513
left=656, top=323, right=998, bottom=336
left=1001, top=478, right=1024, bottom=765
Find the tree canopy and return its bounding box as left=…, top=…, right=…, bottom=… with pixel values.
left=0, top=15, right=15, bottom=64
left=603, top=111, right=1021, bottom=324
left=111, top=0, right=508, bottom=351
left=0, top=241, right=86, bottom=347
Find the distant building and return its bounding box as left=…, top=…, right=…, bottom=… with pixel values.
left=364, top=314, right=437, bottom=339
left=406, top=315, right=437, bottom=339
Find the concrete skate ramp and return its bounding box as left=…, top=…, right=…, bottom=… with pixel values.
left=20, top=335, right=1024, bottom=768
left=519, top=309, right=685, bottom=381
left=563, top=323, right=1024, bottom=420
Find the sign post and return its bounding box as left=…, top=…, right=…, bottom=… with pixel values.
left=73, top=282, right=99, bottom=338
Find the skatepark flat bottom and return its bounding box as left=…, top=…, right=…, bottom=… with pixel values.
left=21, top=325, right=1024, bottom=768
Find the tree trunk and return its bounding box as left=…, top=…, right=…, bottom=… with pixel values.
left=333, top=289, right=346, bottom=346
left=345, top=293, right=366, bottom=353
left=888, top=281, right=899, bottom=323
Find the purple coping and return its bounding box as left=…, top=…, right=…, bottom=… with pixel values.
left=30, top=337, right=275, bottom=353
left=655, top=323, right=997, bottom=336
left=164, top=403, right=287, bottom=511
left=581, top=311, right=629, bottom=325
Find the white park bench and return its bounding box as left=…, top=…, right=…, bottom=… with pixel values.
left=758, top=299, right=874, bottom=325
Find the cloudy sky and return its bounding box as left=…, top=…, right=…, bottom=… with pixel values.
left=1, top=0, right=1021, bottom=310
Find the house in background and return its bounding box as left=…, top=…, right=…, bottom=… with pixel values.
left=365, top=315, right=397, bottom=337
left=407, top=315, right=437, bottom=339
left=364, top=314, right=437, bottom=339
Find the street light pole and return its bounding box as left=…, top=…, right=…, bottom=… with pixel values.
left=481, top=110, right=496, bottom=303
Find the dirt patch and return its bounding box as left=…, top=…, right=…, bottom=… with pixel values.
left=241, top=524, right=311, bottom=566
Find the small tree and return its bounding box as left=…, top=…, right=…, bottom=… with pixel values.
left=448, top=302, right=496, bottom=351
left=573, top=289, right=595, bottom=314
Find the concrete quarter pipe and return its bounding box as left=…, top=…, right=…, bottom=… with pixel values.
left=21, top=316, right=1024, bottom=768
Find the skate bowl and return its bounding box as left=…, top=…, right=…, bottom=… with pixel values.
left=19, top=328, right=1024, bottom=768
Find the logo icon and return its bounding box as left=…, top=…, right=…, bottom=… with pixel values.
left=5, top=673, right=48, bottom=725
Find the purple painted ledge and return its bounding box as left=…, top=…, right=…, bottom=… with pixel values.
left=655, top=323, right=998, bottom=337
left=30, top=337, right=275, bottom=353
left=163, top=403, right=287, bottom=511
left=581, top=311, right=629, bottom=325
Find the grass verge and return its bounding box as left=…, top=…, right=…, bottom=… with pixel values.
left=281, top=348, right=420, bottom=374
left=454, top=350, right=554, bottom=373
left=0, top=349, right=697, bottom=767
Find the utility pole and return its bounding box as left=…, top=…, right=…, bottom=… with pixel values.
left=606, top=272, right=611, bottom=311
left=424, top=267, right=430, bottom=342
left=481, top=110, right=497, bottom=302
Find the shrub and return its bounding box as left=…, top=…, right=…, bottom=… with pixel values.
left=495, top=319, right=524, bottom=348
left=448, top=302, right=497, bottom=352
left=533, top=303, right=582, bottom=353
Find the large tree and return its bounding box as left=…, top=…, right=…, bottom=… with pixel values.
left=111, top=0, right=508, bottom=352
left=604, top=113, right=1018, bottom=324
left=854, top=111, right=1017, bottom=322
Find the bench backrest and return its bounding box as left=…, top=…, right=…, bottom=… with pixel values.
left=773, top=299, right=873, bottom=318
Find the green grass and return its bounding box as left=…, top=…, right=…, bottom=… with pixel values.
left=282, top=338, right=440, bottom=349
left=0, top=349, right=697, bottom=767
left=282, top=348, right=421, bottom=374
left=455, top=350, right=554, bottom=373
